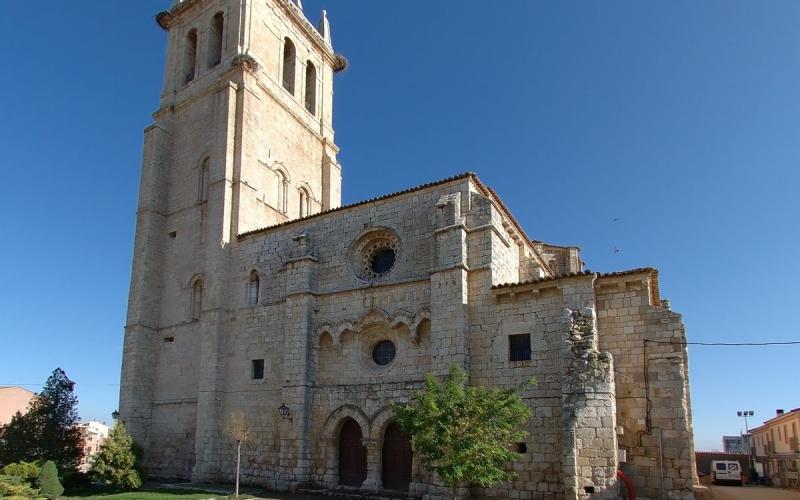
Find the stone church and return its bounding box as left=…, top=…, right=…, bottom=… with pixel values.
left=120, top=1, right=698, bottom=498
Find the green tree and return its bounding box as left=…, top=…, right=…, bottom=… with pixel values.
left=0, top=368, right=84, bottom=471
left=392, top=365, right=532, bottom=500
left=89, top=422, right=142, bottom=490
left=1, top=460, right=41, bottom=483
left=38, top=460, right=64, bottom=499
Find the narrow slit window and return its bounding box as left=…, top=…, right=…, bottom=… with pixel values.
left=277, top=170, right=288, bottom=213
left=509, top=334, right=532, bottom=361
left=304, top=61, right=317, bottom=115
left=208, top=12, right=224, bottom=68
left=184, top=29, right=198, bottom=84
left=299, top=188, right=309, bottom=217
left=246, top=271, right=260, bottom=305
left=191, top=279, right=203, bottom=320
left=282, top=38, right=296, bottom=94
left=252, top=359, right=265, bottom=380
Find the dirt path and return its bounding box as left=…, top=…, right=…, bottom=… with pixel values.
left=711, top=485, right=800, bottom=500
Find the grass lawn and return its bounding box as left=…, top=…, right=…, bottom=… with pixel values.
left=64, top=487, right=254, bottom=499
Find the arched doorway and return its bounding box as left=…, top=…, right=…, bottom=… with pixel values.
left=382, top=422, right=412, bottom=490
left=339, top=418, right=367, bottom=487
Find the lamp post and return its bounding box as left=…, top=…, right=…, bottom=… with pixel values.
left=738, top=410, right=755, bottom=482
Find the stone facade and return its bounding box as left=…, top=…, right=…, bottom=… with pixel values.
left=120, top=1, right=697, bottom=499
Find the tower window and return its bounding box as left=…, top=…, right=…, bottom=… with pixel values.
left=509, top=334, right=532, bottom=361
left=304, top=61, right=317, bottom=115
left=246, top=271, right=260, bottom=305
left=298, top=187, right=311, bottom=217
left=184, top=29, right=198, bottom=84
left=251, top=359, right=265, bottom=380
left=282, top=38, right=296, bottom=95
left=276, top=170, right=288, bottom=214
left=207, top=12, right=224, bottom=68
left=197, top=158, right=209, bottom=202
left=191, top=278, right=203, bottom=320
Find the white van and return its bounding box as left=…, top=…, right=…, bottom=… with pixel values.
left=711, top=460, right=743, bottom=486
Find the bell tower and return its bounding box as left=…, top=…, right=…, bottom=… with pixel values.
left=157, top=0, right=342, bottom=235
left=120, top=0, right=343, bottom=480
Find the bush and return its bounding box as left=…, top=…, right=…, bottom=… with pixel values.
left=61, top=469, right=92, bottom=491
left=2, top=460, right=41, bottom=482
left=0, top=473, right=40, bottom=498
left=90, top=422, right=142, bottom=490
left=38, top=460, right=64, bottom=499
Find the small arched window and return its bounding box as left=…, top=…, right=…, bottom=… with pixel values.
left=184, top=29, right=198, bottom=84
left=276, top=170, right=288, bottom=214
left=191, top=278, right=203, bottom=320
left=197, top=158, right=209, bottom=202
left=282, top=38, right=296, bottom=94
left=246, top=271, right=260, bottom=305
left=299, top=187, right=310, bottom=217
left=304, top=61, right=317, bottom=115
left=208, top=12, right=224, bottom=68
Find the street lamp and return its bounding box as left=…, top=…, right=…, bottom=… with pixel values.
left=278, top=403, right=292, bottom=422
left=111, top=410, right=120, bottom=421
left=737, top=410, right=755, bottom=482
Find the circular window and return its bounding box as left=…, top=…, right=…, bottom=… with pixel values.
left=372, top=340, right=396, bottom=366
left=350, top=229, right=401, bottom=281
left=370, top=248, right=396, bottom=275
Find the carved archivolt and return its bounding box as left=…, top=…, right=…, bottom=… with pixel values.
left=317, top=308, right=430, bottom=347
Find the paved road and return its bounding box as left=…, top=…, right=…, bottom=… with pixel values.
left=711, top=485, right=800, bottom=500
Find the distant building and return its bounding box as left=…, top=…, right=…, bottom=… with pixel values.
left=723, top=435, right=751, bottom=454
left=78, top=421, right=111, bottom=472
left=751, top=408, right=800, bottom=487
left=0, top=387, right=35, bottom=426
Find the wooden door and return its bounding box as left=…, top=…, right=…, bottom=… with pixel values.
left=339, top=418, right=367, bottom=487
left=382, top=422, right=412, bottom=490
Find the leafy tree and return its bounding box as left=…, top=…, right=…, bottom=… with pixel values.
left=38, top=460, right=64, bottom=499
left=392, top=365, right=532, bottom=500
left=0, top=368, right=84, bottom=471
left=89, top=422, right=142, bottom=490
left=223, top=411, right=250, bottom=498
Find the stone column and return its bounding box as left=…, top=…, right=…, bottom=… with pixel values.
left=192, top=82, right=238, bottom=482
left=119, top=121, right=172, bottom=452
left=560, top=297, right=619, bottom=500
left=278, top=233, right=318, bottom=489
left=321, top=141, right=341, bottom=211
left=430, top=192, right=470, bottom=377
left=362, top=437, right=380, bottom=490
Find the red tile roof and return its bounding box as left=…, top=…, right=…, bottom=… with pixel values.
left=491, top=267, right=658, bottom=290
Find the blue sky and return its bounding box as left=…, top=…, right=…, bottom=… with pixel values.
left=0, top=1, right=798, bottom=451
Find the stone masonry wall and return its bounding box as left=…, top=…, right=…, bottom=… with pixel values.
left=596, top=274, right=696, bottom=500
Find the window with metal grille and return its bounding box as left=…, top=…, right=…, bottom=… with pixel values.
left=509, top=334, right=531, bottom=361
left=251, top=359, right=264, bottom=380
left=372, top=340, right=396, bottom=366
